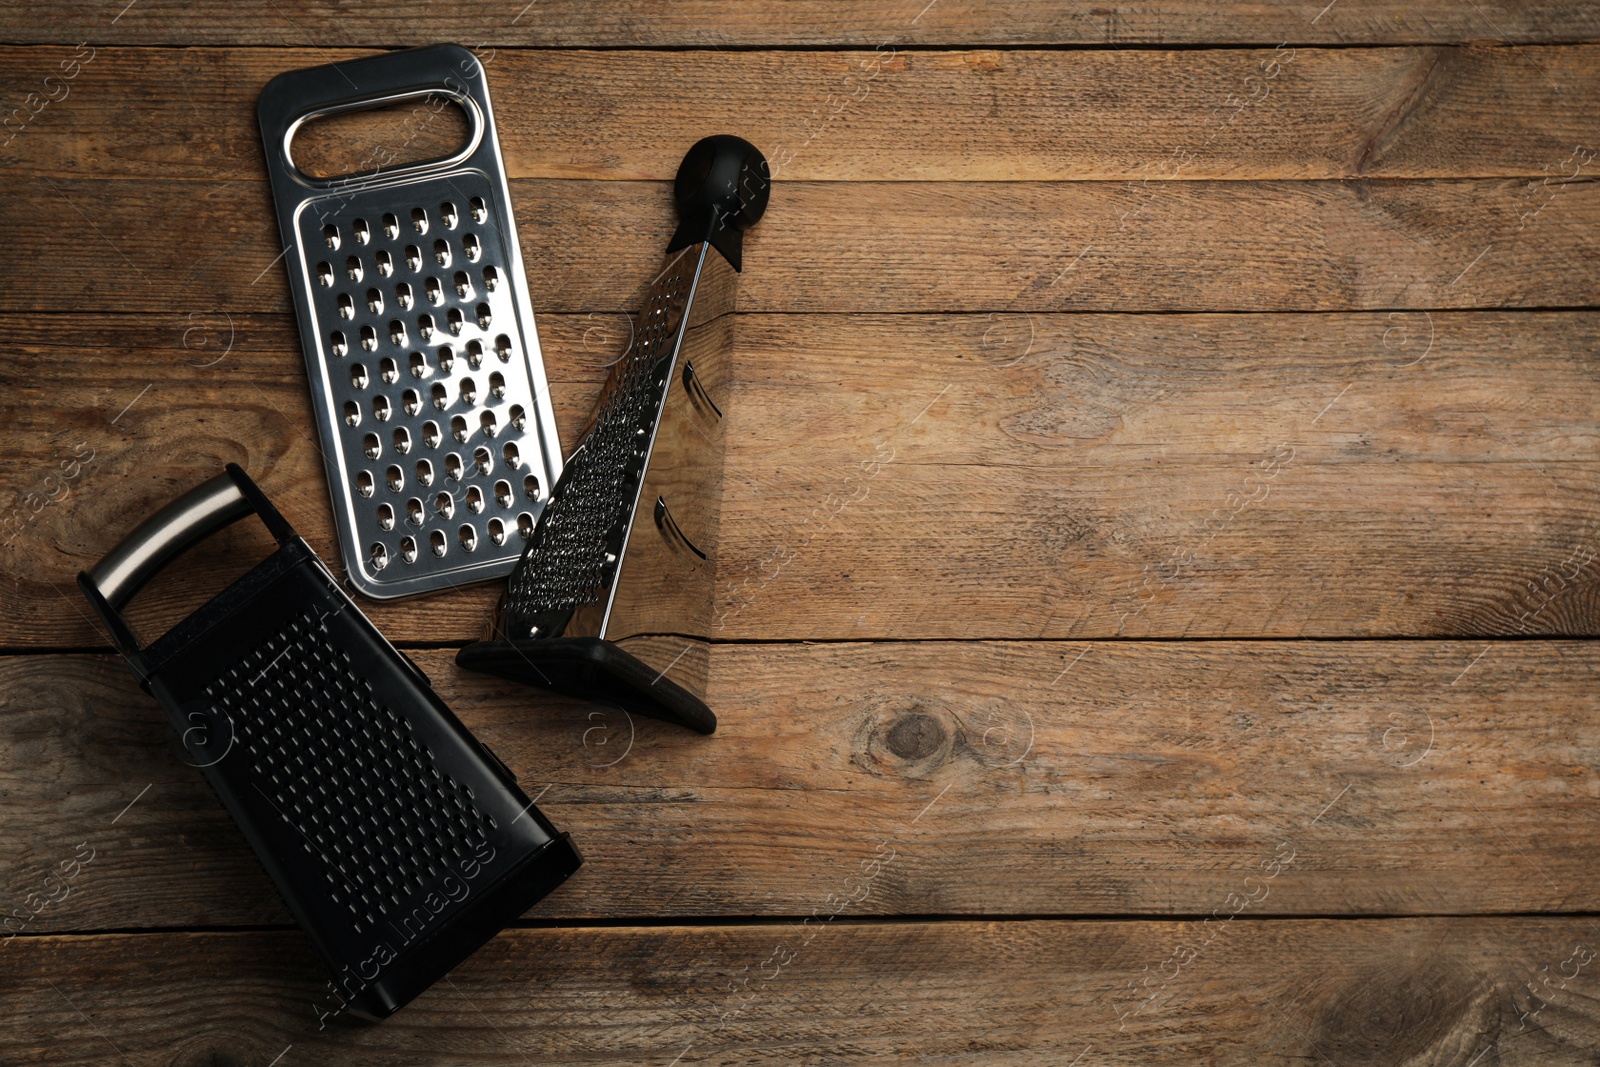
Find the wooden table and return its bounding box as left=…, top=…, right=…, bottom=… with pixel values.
left=2, top=3, right=1598, bottom=1063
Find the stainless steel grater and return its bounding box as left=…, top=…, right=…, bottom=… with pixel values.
left=458, top=135, right=770, bottom=734
left=259, top=44, right=561, bottom=599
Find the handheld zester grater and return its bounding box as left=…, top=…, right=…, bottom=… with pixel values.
left=457, top=135, right=771, bottom=734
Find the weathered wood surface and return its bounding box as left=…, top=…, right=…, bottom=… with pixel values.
left=2, top=3, right=1597, bottom=1062
left=3, top=0, right=1599, bottom=46
left=4, top=177, right=1596, bottom=316
left=3, top=311, right=1595, bottom=646
left=5, top=919, right=1600, bottom=1065
left=2, top=641, right=1596, bottom=931
left=4, top=45, right=1598, bottom=181
left=3, top=308, right=1600, bottom=643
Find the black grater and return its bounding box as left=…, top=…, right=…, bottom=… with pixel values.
left=259, top=44, right=562, bottom=599
left=79, top=466, right=581, bottom=1020
left=458, top=135, right=770, bottom=734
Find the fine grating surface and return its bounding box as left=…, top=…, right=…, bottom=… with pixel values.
left=297, top=173, right=550, bottom=591
left=504, top=256, right=690, bottom=633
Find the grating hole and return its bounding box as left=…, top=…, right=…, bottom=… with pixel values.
left=403, top=389, right=422, bottom=417
left=392, top=426, right=411, bottom=453
left=382, top=212, right=399, bottom=239
left=366, top=287, right=383, bottom=315
left=494, top=479, right=512, bottom=509
left=430, top=530, right=447, bottom=557
left=465, top=485, right=485, bottom=513
left=369, top=541, right=388, bottom=569
left=389, top=320, right=408, bottom=348
left=377, top=502, right=395, bottom=530
left=330, top=331, right=348, bottom=357
left=435, top=491, right=455, bottom=519
left=440, top=200, right=459, bottom=229
left=343, top=400, right=360, bottom=426
left=411, top=207, right=428, bottom=234
left=422, top=421, right=441, bottom=449
left=445, top=453, right=464, bottom=481
left=362, top=432, right=381, bottom=459
left=372, top=395, right=392, bottom=421
left=482, top=264, right=498, bottom=291
left=376, top=249, right=394, bottom=277
left=417, top=314, right=435, bottom=342
left=406, top=498, right=424, bottom=526
left=405, top=245, right=421, bottom=272
left=380, top=357, right=398, bottom=384
left=480, top=410, right=498, bottom=437
left=487, top=516, right=506, bottom=545
left=353, top=218, right=371, bottom=245
left=337, top=292, right=354, bottom=319
left=465, top=339, right=484, bottom=368
left=395, top=281, right=413, bottom=310
left=517, top=512, right=535, bottom=538
left=360, top=324, right=378, bottom=352
left=451, top=414, right=469, bottom=442
left=508, top=404, right=526, bottom=430
left=502, top=441, right=520, bottom=467
left=476, top=303, right=492, bottom=330
left=385, top=465, right=404, bottom=493
left=317, top=261, right=334, bottom=287
left=323, top=224, right=340, bottom=250
left=454, top=271, right=474, bottom=300
left=459, top=378, right=477, bottom=405
left=437, top=345, right=456, bottom=373
left=474, top=447, right=494, bottom=477
left=487, top=372, right=506, bottom=399
left=346, top=255, right=363, bottom=282
left=447, top=308, right=464, bottom=335
left=464, top=233, right=483, bottom=262
left=410, top=352, right=431, bottom=379
left=494, top=334, right=512, bottom=362
left=350, top=363, right=368, bottom=390
left=355, top=469, right=373, bottom=497
left=415, top=458, right=434, bottom=487
left=469, top=196, right=487, bottom=223
left=431, top=382, right=449, bottom=409
left=400, top=536, right=418, bottom=563
left=425, top=277, right=443, bottom=306
left=459, top=524, right=477, bottom=552
left=524, top=474, right=542, bottom=501
left=434, top=239, right=452, bottom=268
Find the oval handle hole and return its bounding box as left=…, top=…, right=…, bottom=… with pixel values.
left=290, top=93, right=473, bottom=181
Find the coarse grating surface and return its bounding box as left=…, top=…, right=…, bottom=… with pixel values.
left=297, top=172, right=551, bottom=590
left=504, top=259, right=690, bottom=631
left=202, top=606, right=497, bottom=933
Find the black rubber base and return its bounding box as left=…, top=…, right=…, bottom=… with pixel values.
left=456, top=637, right=716, bottom=735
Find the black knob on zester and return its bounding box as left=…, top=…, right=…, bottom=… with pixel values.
left=667, top=134, right=770, bottom=271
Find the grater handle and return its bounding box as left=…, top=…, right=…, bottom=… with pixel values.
left=82, top=465, right=294, bottom=612
left=257, top=44, right=490, bottom=190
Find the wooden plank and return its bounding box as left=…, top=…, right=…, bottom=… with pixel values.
left=1, top=0, right=1597, bottom=46
left=4, top=45, right=1598, bottom=181
left=1, top=311, right=1594, bottom=647
left=2, top=641, right=1597, bottom=931
left=3, top=177, right=1596, bottom=316
left=3, top=919, right=1599, bottom=1064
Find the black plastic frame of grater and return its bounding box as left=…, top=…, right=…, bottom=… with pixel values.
left=78, top=465, right=581, bottom=1021
left=456, top=135, right=770, bottom=735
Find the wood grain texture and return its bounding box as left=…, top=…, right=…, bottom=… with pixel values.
left=2, top=312, right=1595, bottom=647
left=2, top=641, right=1597, bottom=931
left=2, top=0, right=1598, bottom=46
left=4, top=919, right=1600, bottom=1065
left=4, top=44, right=1597, bottom=181
left=3, top=177, right=1596, bottom=316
